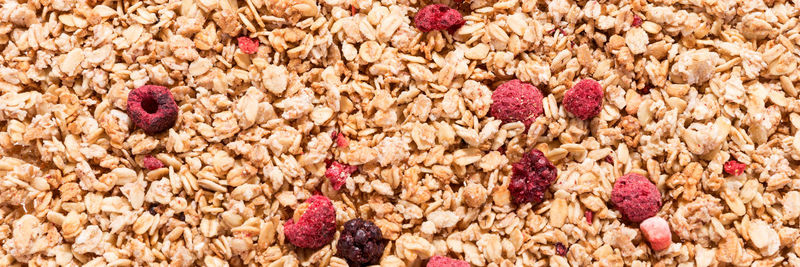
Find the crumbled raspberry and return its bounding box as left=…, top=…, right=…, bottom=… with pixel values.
left=284, top=195, right=336, bottom=249
left=490, top=79, right=545, bottom=127
left=632, top=14, right=643, bottom=27
left=237, top=36, right=259, bottom=54
left=640, top=216, right=671, bottom=251
left=509, top=149, right=557, bottom=205
left=337, top=219, right=385, bottom=265
left=427, top=256, right=469, bottom=267
left=563, top=79, right=604, bottom=120
left=604, top=155, right=614, bottom=164
left=723, top=160, right=746, bottom=176
left=554, top=242, right=567, bottom=256
left=637, top=83, right=651, bottom=95
left=585, top=210, right=593, bottom=224
left=142, top=156, right=164, bottom=170
left=350, top=5, right=357, bottom=16
left=413, top=4, right=465, bottom=33
left=497, top=145, right=506, bottom=155
left=127, top=85, right=179, bottom=134
left=332, top=131, right=349, bottom=148
left=325, top=161, right=357, bottom=190
left=611, top=173, right=662, bottom=223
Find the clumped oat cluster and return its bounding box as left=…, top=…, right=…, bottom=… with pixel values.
left=1, top=0, right=800, bottom=266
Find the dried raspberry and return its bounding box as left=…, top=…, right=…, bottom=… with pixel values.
left=723, top=160, right=746, bottom=176
left=509, top=149, right=557, bottom=205
left=611, top=173, right=662, bottom=223
left=284, top=195, right=336, bottom=249
left=563, top=79, right=604, bottom=120
left=427, top=256, right=469, bottom=267
left=554, top=242, right=567, bottom=256
left=640, top=216, right=671, bottom=251
left=604, top=155, right=614, bottom=164
left=632, top=15, right=643, bottom=27
left=637, top=83, right=651, bottom=95
left=332, top=131, right=349, bottom=148
left=337, top=219, right=385, bottom=265
left=490, top=79, right=545, bottom=127
left=413, top=4, right=465, bottom=33
left=325, top=161, right=357, bottom=190
left=127, top=85, right=179, bottom=134
left=237, top=36, right=259, bottom=54
left=585, top=210, right=593, bottom=224
left=142, top=156, right=164, bottom=170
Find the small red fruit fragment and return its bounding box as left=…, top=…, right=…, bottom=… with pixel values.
left=585, top=210, right=593, bottom=224
left=127, top=85, right=179, bottom=134
left=509, top=149, right=557, bottom=205
left=413, top=4, right=465, bottom=33
left=325, top=161, right=357, bottom=190
left=332, top=131, right=349, bottom=148
left=611, top=173, right=662, bottom=223
left=632, top=15, right=643, bottom=27
left=723, top=160, right=746, bottom=176
left=554, top=242, right=567, bottom=256
left=142, top=156, right=164, bottom=170
left=237, top=36, right=259, bottom=54
left=563, top=78, right=604, bottom=120
left=490, top=79, right=545, bottom=127
left=640, top=216, right=672, bottom=251
left=427, top=256, right=469, bottom=267
left=350, top=5, right=357, bottom=15
left=284, top=195, right=336, bottom=249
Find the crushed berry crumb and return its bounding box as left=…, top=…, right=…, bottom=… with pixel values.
left=337, top=219, right=385, bottom=265
left=490, top=79, right=545, bottom=127
left=497, top=145, right=506, bottom=155
left=509, top=149, right=557, bottom=205
left=351, top=5, right=357, bottom=15
left=585, top=210, right=593, bottom=224
left=142, top=155, right=164, bottom=170
left=284, top=195, right=336, bottom=249
left=555, top=242, right=567, bottom=256
left=332, top=131, right=349, bottom=148
left=723, top=160, right=746, bottom=176
left=427, top=256, right=469, bottom=267
left=325, top=161, right=358, bottom=190
left=637, top=83, right=652, bottom=95
left=413, top=4, right=465, bottom=33
left=127, top=85, right=179, bottom=134
left=632, top=14, right=643, bottom=27
left=604, top=155, right=614, bottom=164
left=237, top=36, right=259, bottom=54
left=563, top=78, right=604, bottom=120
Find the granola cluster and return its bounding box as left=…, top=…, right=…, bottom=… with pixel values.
left=1, top=0, right=800, bottom=266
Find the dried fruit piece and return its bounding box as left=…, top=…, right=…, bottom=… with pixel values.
left=554, top=242, right=567, bottom=256
left=337, top=219, right=385, bottom=265
left=509, top=149, right=557, bottom=205
left=723, top=160, right=746, bottom=175
left=632, top=14, right=643, bottom=27
left=325, top=161, right=357, bottom=190
left=490, top=79, right=545, bottom=127
left=284, top=195, right=336, bottom=249
left=413, top=4, right=465, bottom=33
left=332, top=131, right=349, bottom=148
left=563, top=79, right=604, bottom=120
left=611, top=173, right=662, bottom=223
left=427, top=256, right=469, bottom=267
left=142, top=156, right=164, bottom=170
left=127, top=85, right=179, bottom=134
left=585, top=210, right=593, bottom=224
left=640, top=216, right=672, bottom=251
left=237, top=36, right=259, bottom=54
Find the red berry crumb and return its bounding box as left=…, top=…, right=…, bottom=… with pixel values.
left=555, top=242, right=568, bottom=256
left=284, top=195, right=336, bottom=249
left=723, top=160, right=746, bottom=176
left=604, top=155, right=614, bottom=164
left=563, top=78, right=604, bottom=120
left=237, top=36, right=259, bottom=54
left=142, top=156, right=164, bottom=170
left=585, top=210, right=593, bottom=224
left=611, top=173, right=662, bottom=223
left=127, top=85, right=179, bottom=134
left=325, top=161, right=358, bottom=190
left=637, top=83, right=652, bottom=95
left=413, top=4, right=465, bottom=33
left=632, top=14, right=643, bottom=27
left=427, top=256, right=469, bottom=267
left=332, top=131, right=349, bottom=148
left=350, top=5, right=357, bottom=15
left=490, top=79, right=545, bottom=127
left=509, top=149, right=558, bottom=205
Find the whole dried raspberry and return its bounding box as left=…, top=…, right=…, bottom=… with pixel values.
left=611, top=173, right=662, bottom=223
left=325, top=161, right=357, bottom=190
left=127, top=85, right=179, bottom=134
left=723, top=160, right=746, bottom=176
left=337, top=219, right=385, bottom=265
left=563, top=79, right=604, bottom=120
left=413, top=4, right=465, bottom=33
left=142, top=156, right=164, bottom=170
left=426, top=256, right=469, bottom=267
left=490, top=79, right=544, bottom=127
left=237, top=36, right=259, bottom=54
left=284, top=195, right=336, bottom=249
left=509, top=149, right=557, bottom=205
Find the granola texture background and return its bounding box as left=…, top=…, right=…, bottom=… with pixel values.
left=1, top=0, right=800, bottom=266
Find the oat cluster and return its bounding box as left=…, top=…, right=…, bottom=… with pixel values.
left=1, top=0, right=800, bottom=266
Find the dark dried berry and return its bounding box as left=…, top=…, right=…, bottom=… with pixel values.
left=237, top=36, right=259, bottom=54
left=332, top=131, right=349, bottom=148
left=325, top=161, right=358, bottom=190
left=127, top=85, right=179, bottom=134
left=611, top=173, right=662, bottom=223
left=414, top=4, right=465, bottom=33
left=604, top=155, right=614, bottom=164
left=284, top=195, right=336, bottom=249
left=509, top=149, right=557, bottom=205
left=490, top=79, right=545, bottom=127
left=427, top=256, right=469, bottom=267
left=563, top=79, right=604, bottom=120
left=632, top=15, right=643, bottom=27
left=555, top=242, right=568, bottom=256
left=337, top=219, right=385, bottom=265
left=723, top=160, right=746, bottom=176
left=585, top=210, right=593, bottom=224
left=142, top=155, right=164, bottom=170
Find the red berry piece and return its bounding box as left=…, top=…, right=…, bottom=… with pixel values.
left=723, top=160, right=746, bottom=175
left=284, top=195, right=336, bottom=249
left=332, top=131, right=349, bottom=148
left=337, top=219, right=385, bottom=265
left=509, top=149, right=557, bottom=205
left=632, top=14, right=643, bottom=27
left=325, top=161, right=357, bottom=190
left=611, top=173, right=662, bottom=223
left=585, top=210, right=593, bottom=224
left=413, top=4, right=465, bottom=33
left=142, top=156, right=164, bottom=170
left=127, top=85, right=179, bottom=134
left=427, top=256, right=469, bottom=267
left=563, top=78, right=604, bottom=120
left=554, top=242, right=567, bottom=256
left=490, top=79, right=545, bottom=127
left=237, top=36, right=259, bottom=54
left=640, top=216, right=672, bottom=251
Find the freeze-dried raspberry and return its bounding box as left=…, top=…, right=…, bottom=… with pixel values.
left=332, top=131, right=349, bottom=148
left=585, top=210, right=593, bottom=224
left=723, top=160, right=746, bottom=175
left=325, top=161, right=357, bottom=190
left=284, top=195, right=336, bottom=249
left=413, top=4, right=465, bottom=33
left=127, top=85, right=179, bottom=134
left=337, top=219, right=385, bottom=265
left=563, top=79, right=604, bottom=120
left=237, top=36, right=259, bottom=54
left=427, top=256, right=469, bottom=267
left=490, top=79, right=544, bottom=127
left=142, top=156, right=164, bottom=170
left=611, top=173, right=662, bottom=223
left=632, top=15, right=643, bottom=27
left=509, top=149, right=557, bottom=205
left=640, top=216, right=671, bottom=251
left=554, top=242, right=567, bottom=256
